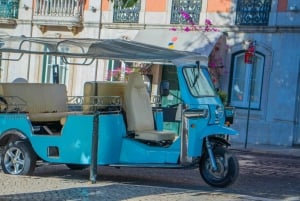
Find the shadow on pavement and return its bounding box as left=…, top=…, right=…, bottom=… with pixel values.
left=0, top=184, right=184, bottom=201
left=0, top=183, right=250, bottom=201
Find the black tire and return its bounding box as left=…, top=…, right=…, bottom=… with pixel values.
left=0, top=141, right=37, bottom=175
left=199, top=146, right=239, bottom=188
left=66, top=164, right=88, bottom=170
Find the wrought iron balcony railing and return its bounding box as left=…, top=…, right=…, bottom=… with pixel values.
left=0, top=0, right=19, bottom=24
left=113, top=0, right=141, bottom=23
left=170, top=0, right=202, bottom=24
left=235, top=0, right=272, bottom=26
left=33, top=0, right=84, bottom=34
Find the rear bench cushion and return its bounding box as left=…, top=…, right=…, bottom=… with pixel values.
left=0, top=83, right=69, bottom=122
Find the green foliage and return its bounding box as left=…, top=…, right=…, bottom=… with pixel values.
left=217, top=90, right=228, bottom=105
left=122, top=0, right=138, bottom=7
left=110, top=0, right=138, bottom=8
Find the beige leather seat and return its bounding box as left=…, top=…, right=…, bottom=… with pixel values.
left=83, top=81, right=126, bottom=113
left=0, top=83, right=80, bottom=123
left=125, top=72, right=175, bottom=142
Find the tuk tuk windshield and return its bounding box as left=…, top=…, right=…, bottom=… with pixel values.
left=183, top=67, right=216, bottom=97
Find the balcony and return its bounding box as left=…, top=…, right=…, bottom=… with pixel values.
left=170, top=0, right=202, bottom=24
left=0, top=0, right=19, bottom=25
left=235, top=0, right=272, bottom=26
left=113, top=0, right=141, bottom=23
left=33, top=0, right=84, bottom=34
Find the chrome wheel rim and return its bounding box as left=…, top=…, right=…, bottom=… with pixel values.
left=4, top=147, right=25, bottom=175
left=205, top=156, right=228, bottom=180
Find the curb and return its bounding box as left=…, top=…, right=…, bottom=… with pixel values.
left=230, top=144, right=300, bottom=158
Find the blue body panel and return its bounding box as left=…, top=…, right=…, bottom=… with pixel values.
left=0, top=114, right=32, bottom=137
left=97, top=114, right=126, bottom=164
left=6, top=110, right=236, bottom=165
left=30, top=114, right=127, bottom=165
left=4, top=113, right=179, bottom=165
left=119, top=137, right=180, bottom=164
left=188, top=122, right=238, bottom=157
left=31, top=115, right=94, bottom=164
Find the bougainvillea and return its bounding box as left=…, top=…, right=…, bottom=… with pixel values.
left=106, top=66, right=134, bottom=81
left=169, top=10, right=228, bottom=93
left=170, top=10, right=219, bottom=32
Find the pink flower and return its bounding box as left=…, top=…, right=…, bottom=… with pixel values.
left=209, top=61, right=217, bottom=68
left=180, top=10, right=191, bottom=20
left=205, top=19, right=212, bottom=26
left=180, top=10, right=195, bottom=26
left=169, top=12, right=219, bottom=33
left=204, top=27, right=210, bottom=32
left=183, top=26, right=191, bottom=32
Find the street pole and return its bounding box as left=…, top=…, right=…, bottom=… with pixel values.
left=90, top=113, right=99, bottom=184
left=244, top=63, right=252, bottom=149
left=244, top=41, right=256, bottom=149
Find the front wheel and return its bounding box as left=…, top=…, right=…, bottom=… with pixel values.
left=199, top=146, right=239, bottom=187
left=1, top=141, right=36, bottom=175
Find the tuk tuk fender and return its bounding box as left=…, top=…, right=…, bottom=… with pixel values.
left=201, top=125, right=238, bottom=137
left=0, top=114, right=33, bottom=145
left=0, top=129, right=28, bottom=145
left=187, top=125, right=238, bottom=158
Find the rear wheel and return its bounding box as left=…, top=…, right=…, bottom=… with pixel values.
left=199, top=146, right=239, bottom=187
left=1, top=141, right=36, bottom=175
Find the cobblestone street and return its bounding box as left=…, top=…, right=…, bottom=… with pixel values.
left=0, top=150, right=299, bottom=201
left=0, top=175, right=272, bottom=201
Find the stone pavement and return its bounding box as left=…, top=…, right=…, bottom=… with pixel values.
left=0, top=173, right=277, bottom=201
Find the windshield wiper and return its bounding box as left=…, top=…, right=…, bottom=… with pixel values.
left=192, top=73, right=199, bottom=87
left=192, top=61, right=200, bottom=87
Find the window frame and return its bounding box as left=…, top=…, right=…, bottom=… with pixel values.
left=229, top=51, right=265, bottom=109
left=0, top=0, right=19, bottom=19
left=170, top=0, right=202, bottom=25
left=235, top=0, right=272, bottom=26
left=106, top=60, right=134, bottom=82
left=182, top=66, right=217, bottom=98
left=42, top=48, right=69, bottom=85
left=113, top=0, right=141, bottom=23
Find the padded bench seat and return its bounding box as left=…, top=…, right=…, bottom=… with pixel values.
left=0, top=83, right=80, bottom=123
left=29, top=111, right=81, bottom=122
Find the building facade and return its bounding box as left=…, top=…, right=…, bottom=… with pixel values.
left=0, top=0, right=300, bottom=147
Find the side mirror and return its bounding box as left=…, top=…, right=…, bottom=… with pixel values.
left=160, top=80, right=170, bottom=96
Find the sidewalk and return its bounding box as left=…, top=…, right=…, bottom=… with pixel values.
left=231, top=142, right=300, bottom=157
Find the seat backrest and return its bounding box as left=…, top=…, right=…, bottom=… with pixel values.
left=83, top=81, right=126, bottom=113
left=125, top=72, right=154, bottom=131
left=0, top=83, right=68, bottom=114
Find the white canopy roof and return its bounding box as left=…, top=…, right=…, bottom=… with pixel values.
left=0, top=35, right=207, bottom=65
left=134, top=30, right=225, bottom=58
